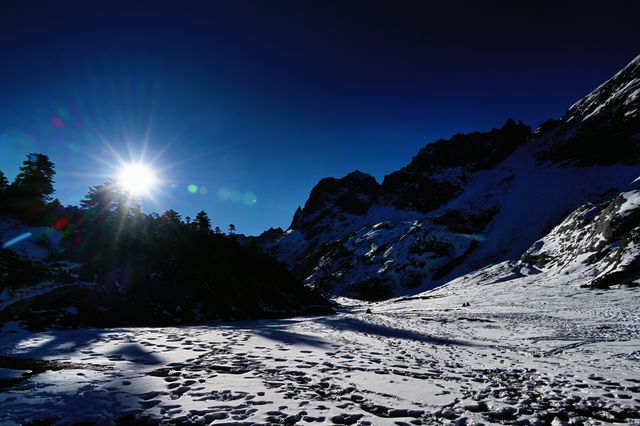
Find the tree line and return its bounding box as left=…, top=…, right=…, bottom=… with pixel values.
left=0, top=153, right=325, bottom=324
left=0, top=153, right=236, bottom=236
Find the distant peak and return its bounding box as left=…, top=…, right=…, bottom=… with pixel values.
left=289, top=170, right=380, bottom=233
left=344, top=170, right=377, bottom=182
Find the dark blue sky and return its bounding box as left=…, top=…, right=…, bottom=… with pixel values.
left=1, top=1, right=638, bottom=235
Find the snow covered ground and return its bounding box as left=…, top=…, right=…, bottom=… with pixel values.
left=1, top=268, right=639, bottom=425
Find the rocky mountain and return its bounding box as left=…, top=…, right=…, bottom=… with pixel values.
left=264, top=55, right=640, bottom=300
left=521, top=187, right=640, bottom=288
left=536, top=55, right=640, bottom=166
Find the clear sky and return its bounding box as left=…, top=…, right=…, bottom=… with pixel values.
left=1, top=1, right=639, bottom=235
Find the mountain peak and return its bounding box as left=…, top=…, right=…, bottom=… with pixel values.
left=380, top=119, right=531, bottom=213
left=268, top=57, right=639, bottom=301
left=290, top=170, right=380, bottom=236
left=565, top=54, right=640, bottom=124
left=536, top=54, right=640, bottom=166
left=345, top=170, right=377, bottom=182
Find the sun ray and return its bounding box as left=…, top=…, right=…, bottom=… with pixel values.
left=117, top=163, right=158, bottom=195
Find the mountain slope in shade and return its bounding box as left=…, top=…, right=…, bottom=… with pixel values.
left=535, top=54, right=640, bottom=165
left=264, top=55, right=640, bottom=300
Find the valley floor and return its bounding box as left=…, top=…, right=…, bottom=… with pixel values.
left=1, top=269, right=640, bottom=425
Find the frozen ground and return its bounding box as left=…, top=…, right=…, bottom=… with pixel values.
left=1, top=268, right=639, bottom=425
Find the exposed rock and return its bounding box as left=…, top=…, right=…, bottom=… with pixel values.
left=535, top=54, right=640, bottom=165
left=291, top=170, right=380, bottom=240
left=381, top=119, right=531, bottom=213
left=265, top=56, right=640, bottom=300
left=521, top=189, right=640, bottom=288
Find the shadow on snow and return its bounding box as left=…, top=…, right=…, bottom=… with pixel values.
left=316, top=316, right=476, bottom=347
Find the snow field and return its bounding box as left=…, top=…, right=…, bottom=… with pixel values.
left=1, top=267, right=639, bottom=425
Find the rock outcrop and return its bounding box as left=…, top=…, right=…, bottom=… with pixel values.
left=264, top=55, right=640, bottom=300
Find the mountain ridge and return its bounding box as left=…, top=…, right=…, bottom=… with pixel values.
left=260, top=54, right=640, bottom=300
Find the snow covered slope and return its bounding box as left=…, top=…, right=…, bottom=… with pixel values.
left=0, top=218, right=62, bottom=261
left=535, top=54, right=640, bottom=166
left=264, top=55, right=640, bottom=300
left=2, top=261, right=639, bottom=425
left=521, top=187, right=640, bottom=288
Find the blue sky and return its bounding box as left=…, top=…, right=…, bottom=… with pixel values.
left=1, top=1, right=639, bottom=234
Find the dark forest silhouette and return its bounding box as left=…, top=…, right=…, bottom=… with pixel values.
left=0, top=154, right=329, bottom=329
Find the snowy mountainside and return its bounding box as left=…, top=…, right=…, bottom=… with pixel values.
left=535, top=54, right=640, bottom=166
left=264, top=55, right=640, bottom=300
left=379, top=119, right=531, bottom=213
left=0, top=219, right=91, bottom=322
left=405, top=183, right=640, bottom=309
left=521, top=186, right=640, bottom=288
left=0, top=218, right=62, bottom=261
left=566, top=54, right=640, bottom=125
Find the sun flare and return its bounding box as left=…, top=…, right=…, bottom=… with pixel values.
left=117, top=163, right=157, bottom=195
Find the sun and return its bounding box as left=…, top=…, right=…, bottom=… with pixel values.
left=117, top=163, right=157, bottom=195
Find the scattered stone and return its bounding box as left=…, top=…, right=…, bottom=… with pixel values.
left=330, top=413, right=363, bottom=425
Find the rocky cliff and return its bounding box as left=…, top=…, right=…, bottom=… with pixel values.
left=264, top=55, right=640, bottom=300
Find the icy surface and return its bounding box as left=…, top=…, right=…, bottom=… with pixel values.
left=1, top=271, right=639, bottom=425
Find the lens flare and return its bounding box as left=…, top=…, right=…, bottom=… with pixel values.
left=117, top=163, right=157, bottom=195
left=2, top=232, right=32, bottom=249
left=50, top=115, right=65, bottom=128
left=216, top=186, right=257, bottom=206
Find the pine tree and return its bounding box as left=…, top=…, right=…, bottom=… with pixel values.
left=81, top=181, right=123, bottom=212
left=228, top=223, right=236, bottom=235
left=0, top=170, right=8, bottom=193
left=195, top=210, right=212, bottom=234
left=12, top=153, right=56, bottom=203
left=0, top=170, right=8, bottom=214
left=162, top=209, right=182, bottom=225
